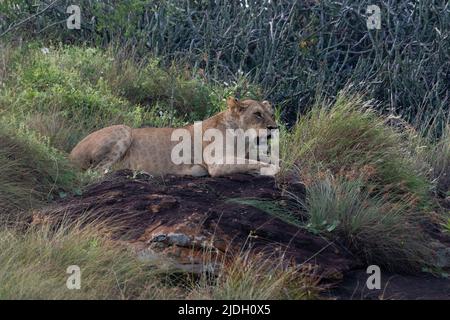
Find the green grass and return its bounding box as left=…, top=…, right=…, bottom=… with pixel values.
left=0, top=45, right=191, bottom=152
left=0, top=120, right=78, bottom=217
left=0, top=218, right=319, bottom=299
left=226, top=198, right=304, bottom=227
left=189, top=252, right=321, bottom=300
left=0, top=219, right=183, bottom=299
left=277, top=92, right=443, bottom=271
left=302, top=174, right=432, bottom=272
left=280, top=92, right=431, bottom=203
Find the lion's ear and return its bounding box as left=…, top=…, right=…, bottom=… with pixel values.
left=261, top=100, right=272, bottom=109
left=227, top=96, right=244, bottom=112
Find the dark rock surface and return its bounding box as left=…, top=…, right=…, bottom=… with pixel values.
left=34, top=170, right=450, bottom=299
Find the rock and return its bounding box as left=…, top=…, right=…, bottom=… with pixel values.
left=135, top=246, right=220, bottom=274
left=35, top=169, right=354, bottom=280
left=149, top=233, right=192, bottom=247
left=147, top=194, right=178, bottom=213
left=167, top=233, right=192, bottom=247
left=150, top=234, right=167, bottom=243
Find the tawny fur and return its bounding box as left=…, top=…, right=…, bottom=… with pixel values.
left=69, top=98, right=278, bottom=177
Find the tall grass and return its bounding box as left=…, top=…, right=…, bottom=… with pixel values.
left=429, top=127, right=450, bottom=195
left=279, top=92, right=438, bottom=271
left=0, top=120, right=78, bottom=217
left=0, top=217, right=320, bottom=299
left=0, top=219, right=181, bottom=299
left=0, top=45, right=191, bottom=152
left=303, top=175, right=432, bottom=272
left=281, top=92, right=430, bottom=202
left=189, top=252, right=321, bottom=300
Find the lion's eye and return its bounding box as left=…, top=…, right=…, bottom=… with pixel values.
left=254, top=112, right=262, bottom=119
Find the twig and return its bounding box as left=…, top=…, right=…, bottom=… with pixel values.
left=0, top=0, right=60, bottom=38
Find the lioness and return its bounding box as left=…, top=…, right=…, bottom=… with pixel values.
left=70, top=97, right=278, bottom=177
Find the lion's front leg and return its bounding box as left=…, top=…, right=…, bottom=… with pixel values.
left=206, top=158, right=278, bottom=177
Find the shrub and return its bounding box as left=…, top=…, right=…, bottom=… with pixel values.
left=2, top=1, right=448, bottom=127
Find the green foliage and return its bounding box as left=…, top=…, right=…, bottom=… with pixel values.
left=1, top=1, right=448, bottom=128
left=302, top=174, right=433, bottom=272
left=0, top=120, right=78, bottom=217
left=0, top=220, right=180, bottom=299
left=0, top=45, right=221, bottom=151
left=281, top=92, right=430, bottom=202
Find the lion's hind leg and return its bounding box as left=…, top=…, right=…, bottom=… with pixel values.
left=91, top=126, right=132, bottom=174
left=70, top=125, right=132, bottom=173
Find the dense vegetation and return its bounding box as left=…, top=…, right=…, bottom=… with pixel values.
left=0, top=1, right=449, bottom=299
left=1, top=1, right=449, bottom=129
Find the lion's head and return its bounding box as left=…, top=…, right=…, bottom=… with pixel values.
left=224, top=97, right=278, bottom=133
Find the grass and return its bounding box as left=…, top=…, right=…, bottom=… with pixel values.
left=0, top=45, right=190, bottom=152
left=0, top=120, right=78, bottom=218
left=430, top=127, right=450, bottom=195
left=0, top=219, right=182, bottom=299
left=302, top=174, right=432, bottom=272
left=280, top=92, right=430, bottom=202
left=0, top=41, right=448, bottom=298
left=0, top=217, right=319, bottom=299
left=189, top=252, right=321, bottom=300
left=277, top=92, right=446, bottom=272
left=226, top=198, right=304, bottom=227
left=0, top=44, right=262, bottom=152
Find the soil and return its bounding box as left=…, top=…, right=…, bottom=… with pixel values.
left=34, top=170, right=450, bottom=300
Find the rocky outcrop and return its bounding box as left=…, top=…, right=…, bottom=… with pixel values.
left=33, top=170, right=355, bottom=280
left=33, top=170, right=450, bottom=299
